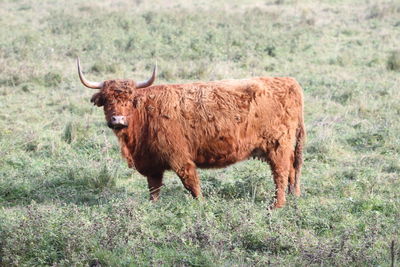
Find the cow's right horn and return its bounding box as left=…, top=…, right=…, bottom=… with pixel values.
left=77, top=57, right=104, bottom=89
left=136, top=64, right=157, bottom=89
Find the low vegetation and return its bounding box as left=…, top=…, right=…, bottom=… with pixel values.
left=0, top=0, right=399, bottom=265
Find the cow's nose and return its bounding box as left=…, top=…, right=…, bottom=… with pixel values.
left=110, top=116, right=127, bottom=128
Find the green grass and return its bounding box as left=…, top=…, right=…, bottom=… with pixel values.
left=1, top=0, right=400, bottom=266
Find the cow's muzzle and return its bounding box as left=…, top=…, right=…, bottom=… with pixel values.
left=108, top=115, right=128, bottom=130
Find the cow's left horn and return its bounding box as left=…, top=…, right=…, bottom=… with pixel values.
left=136, top=64, right=157, bottom=89
left=77, top=57, right=104, bottom=89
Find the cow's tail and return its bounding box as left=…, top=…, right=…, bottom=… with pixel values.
left=293, top=92, right=306, bottom=193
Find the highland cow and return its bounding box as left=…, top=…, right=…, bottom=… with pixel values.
left=77, top=58, right=305, bottom=208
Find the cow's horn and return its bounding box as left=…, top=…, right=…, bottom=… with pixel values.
left=77, top=57, right=103, bottom=89
left=136, top=64, right=157, bottom=89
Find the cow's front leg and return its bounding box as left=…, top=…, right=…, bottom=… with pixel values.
left=268, top=146, right=291, bottom=208
left=147, top=172, right=164, bottom=201
left=173, top=161, right=202, bottom=198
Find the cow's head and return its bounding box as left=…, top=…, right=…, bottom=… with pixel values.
left=77, top=57, right=156, bottom=130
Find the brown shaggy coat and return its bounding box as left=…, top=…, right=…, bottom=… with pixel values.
left=90, top=77, right=305, bottom=208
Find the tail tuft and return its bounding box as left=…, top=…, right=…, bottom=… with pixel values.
left=293, top=110, right=306, bottom=194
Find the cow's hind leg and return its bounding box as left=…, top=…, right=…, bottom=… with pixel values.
left=173, top=161, right=202, bottom=198
left=267, top=145, right=292, bottom=208
left=147, top=171, right=164, bottom=201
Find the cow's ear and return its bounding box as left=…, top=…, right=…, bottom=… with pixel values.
left=90, top=92, right=106, bottom=107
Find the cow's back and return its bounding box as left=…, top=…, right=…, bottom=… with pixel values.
left=139, top=77, right=303, bottom=168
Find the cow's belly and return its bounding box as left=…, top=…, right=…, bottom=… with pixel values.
left=194, top=138, right=251, bottom=168
left=195, top=153, right=248, bottom=168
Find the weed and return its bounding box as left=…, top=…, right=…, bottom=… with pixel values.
left=387, top=50, right=400, bottom=71
left=44, top=72, right=62, bottom=87
left=63, top=122, right=73, bottom=144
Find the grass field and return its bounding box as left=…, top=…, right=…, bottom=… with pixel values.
left=1, top=0, right=400, bottom=265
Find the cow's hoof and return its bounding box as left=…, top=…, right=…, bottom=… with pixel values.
left=269, top=199, right=285, bottom=209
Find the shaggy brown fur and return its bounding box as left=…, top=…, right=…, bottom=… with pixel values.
left=89, top=77, right=305, bottom=208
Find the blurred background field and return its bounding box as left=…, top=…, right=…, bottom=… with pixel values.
left=0, top=0, right=399, bottom=265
